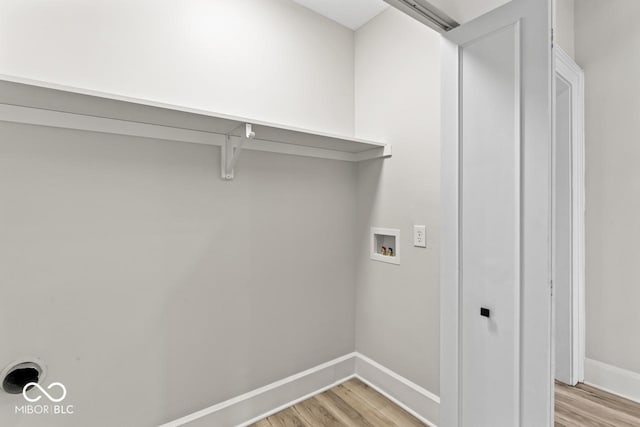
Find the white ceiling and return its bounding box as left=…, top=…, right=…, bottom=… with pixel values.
left=292, top=0, right=389, bottom=30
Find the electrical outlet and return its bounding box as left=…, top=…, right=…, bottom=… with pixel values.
left=414, top=225, right=426, bottom=248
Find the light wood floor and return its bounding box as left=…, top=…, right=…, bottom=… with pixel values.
left=252, top=378, right=640, bottom=427
left=555, top=381, right=640, bottom=426
left=250, top=378, right=427, bottom=427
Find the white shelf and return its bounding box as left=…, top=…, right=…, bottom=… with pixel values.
left=0, top=75, right=391, bottom=179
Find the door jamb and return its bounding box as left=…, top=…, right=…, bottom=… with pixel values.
left=553, top=46, right=585, bottom=384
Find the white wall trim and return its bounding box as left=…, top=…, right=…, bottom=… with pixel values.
left=355, top=352, right=440, bottom=404
left=354, top=352, right=439, bottom=426
left=158, top=353, right=357, bottom=427
left=584, top=358, right=640, bottom=404
left=554, top=46, right=586, bottom=385
left=158, top=352, right=440, bottom=427
left=237, top=375, right=356, bottom=427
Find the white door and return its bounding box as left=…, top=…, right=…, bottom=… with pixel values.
left=441, top=1, right=553, bottom=426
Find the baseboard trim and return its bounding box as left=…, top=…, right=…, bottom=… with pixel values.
left=159, top=352, right=440, bottom=427
left=584, top=358, right=640, bottom=404
left=236, top=374, right=356, bottom=427
left=158, top=353, right=357, bottom=427
left=355, top=353, right=439, bottom=427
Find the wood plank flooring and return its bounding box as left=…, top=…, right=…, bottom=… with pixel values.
left=250, top=378, right=427, bottom=427
left=253, top=378, right=640, bottom=427
left=555, top=381, right=640, bottom=426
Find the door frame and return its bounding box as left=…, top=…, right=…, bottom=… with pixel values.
left=553, top=46, right=585, bottom=385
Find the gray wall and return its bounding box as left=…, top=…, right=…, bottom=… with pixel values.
left=555, top=0, right=575, bottom=58
left=354, top=8, right=441, bottom=394
left=0, top=1, right=358, bottom=425
left=0, top=123, right=358, bottom=427
left=0, top=2, right=458, bottom=425
left=0, top=0, right=355, bottom=136
left=576, top=0, right=640, bottom=374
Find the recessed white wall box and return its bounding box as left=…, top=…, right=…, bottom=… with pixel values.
left=413, top=225, right=427, bottom=248
left=370, top=227, right=400, bottom=265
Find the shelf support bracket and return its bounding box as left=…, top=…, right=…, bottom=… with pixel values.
left=221, top=123, right=255, bottom=180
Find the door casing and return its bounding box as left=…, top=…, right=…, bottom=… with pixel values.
left=552, top=46, right=585, bottom=386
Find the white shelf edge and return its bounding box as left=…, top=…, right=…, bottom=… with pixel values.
left=0, top=74, right=392, bottom=164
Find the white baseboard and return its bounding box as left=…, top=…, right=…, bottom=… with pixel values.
left=159, top=352, right=440, bottom=427
left=584, top=358, right=640, bottom=404
left=354, top=352, right=439, bottom=427
left=158, top=353, right=356, bottom=427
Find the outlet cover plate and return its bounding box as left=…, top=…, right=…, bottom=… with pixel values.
left=414, top=225, right=427, bottom=248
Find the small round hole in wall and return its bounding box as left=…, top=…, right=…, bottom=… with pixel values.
left=1, top=360, right=45, bottom=395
